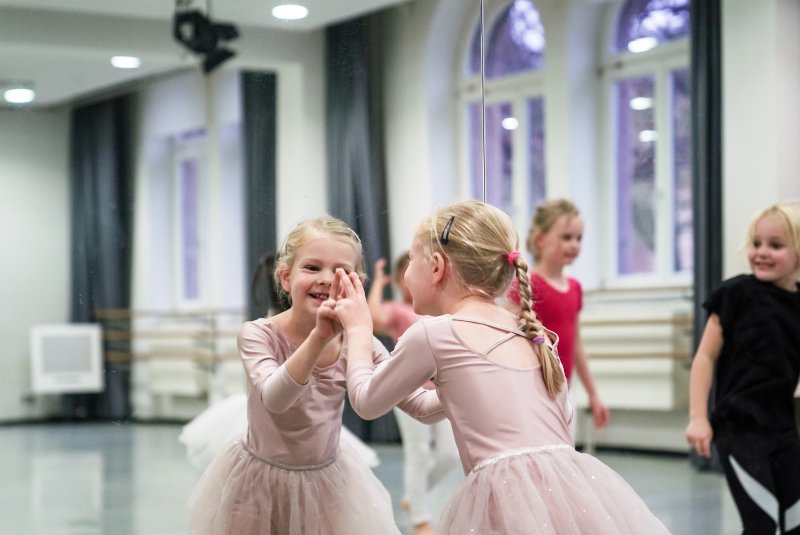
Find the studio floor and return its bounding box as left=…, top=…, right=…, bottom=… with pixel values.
left=0, top=422, right=742, bottom=534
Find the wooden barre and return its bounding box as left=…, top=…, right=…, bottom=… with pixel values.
left=588, top=351, right=691, bottom=360
left=581, top=317, right=693, bottom=328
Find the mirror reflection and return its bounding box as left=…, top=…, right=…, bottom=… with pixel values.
left=1, top=0, right=798, bottom=533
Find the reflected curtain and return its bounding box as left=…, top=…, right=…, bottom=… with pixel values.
left=242, top=71, right=278, bottom=321
left=326, top=15, right=397, bottom=442
left=690, top=0, right=722, bottom=471
left=66, top=95, right=135, bottom=420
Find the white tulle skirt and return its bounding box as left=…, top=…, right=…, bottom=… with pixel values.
left=187, top=439, right=399, bottom=535
left=178, top=393, right=379, bottom=470
left=439, top=445, right=670, bottom=535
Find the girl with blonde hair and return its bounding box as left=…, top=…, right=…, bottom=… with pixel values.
left=188, top=215, right=443, bottom=535
left=686, top=201, right=800, bottom=533
left=331, top=200, right=668, bottom=533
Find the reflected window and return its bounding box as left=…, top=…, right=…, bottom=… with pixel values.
left=467, top=0, right=545, bottom=78
left=462, top=0, right=546, bottom=228
left=614, top=0, right=691, bottom=53
left=174, top=129, right=206, bottom=306
left=605, top=0, right=692, bottom=282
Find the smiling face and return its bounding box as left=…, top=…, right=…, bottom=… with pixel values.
left=747, top=214, right=800, bottom=291
left=279, top=237, right=359, bottom=320
left=533, top=214, right=584, bottom=269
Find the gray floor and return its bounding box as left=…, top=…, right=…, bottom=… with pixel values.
left=0, top=423, right=742, bottom=534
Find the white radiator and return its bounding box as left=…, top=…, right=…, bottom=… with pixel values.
left=30, top=324, right=104, bottom=394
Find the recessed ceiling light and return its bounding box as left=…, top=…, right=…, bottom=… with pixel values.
left=272, top=4, right=309, bottom=21
left=3, top=87, right=35, bottom=104
left=501, top=117, right=519, bottom=130
left=638, top=130, right=658, bottom=143
left=628, top=37, right=657, bottom=54
left=111, top=56, right=141, bottom=69
left=629, top=97, right=653, bottom=111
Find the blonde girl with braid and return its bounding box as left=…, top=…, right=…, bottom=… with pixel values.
left=329, top=200, right=668, bottom=533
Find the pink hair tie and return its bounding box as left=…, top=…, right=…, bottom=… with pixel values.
left=533, top=336, right=546, bottom=345
left=507, top=250, right=521, bottom=264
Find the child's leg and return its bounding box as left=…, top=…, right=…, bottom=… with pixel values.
left=393, top=408, right=433, bottom=526
left=717, top=433, right=780, bottom=534
left=772, top=432, right=800, bottom=534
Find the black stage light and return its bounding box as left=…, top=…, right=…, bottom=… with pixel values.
left=173, top=9, right=239, bottom=73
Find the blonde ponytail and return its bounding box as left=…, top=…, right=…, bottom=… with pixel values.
left=511, top=255, right=565, bottom=398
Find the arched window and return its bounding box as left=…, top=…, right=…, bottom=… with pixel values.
left=603, top=0, right=692, bottom=283
left=460, top=0, right=546, bottom=229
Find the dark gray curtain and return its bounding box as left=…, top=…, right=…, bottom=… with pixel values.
left=690, top=0, right=723, bottom=471
left=326, top=15, right=397, bottom=442
left=66, top=95, right=135, bottom=420
left=242, top=71, right=278, bottom=321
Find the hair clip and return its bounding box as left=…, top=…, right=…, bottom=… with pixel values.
left=439, top=215, right=455, bottom=245
left=507, top=250, right=521, bottom=264
left=533, top=335, right=546, bottom=345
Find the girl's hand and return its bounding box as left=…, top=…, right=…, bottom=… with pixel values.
left=373, top=258, right=391, bottom=288
left=589, top=395, right=610, bottom=429
left=333, top=269, right=373, bottom=334
left=315, top=296, right=342, bottom=343
left=685, top=418, right=714, bottom=458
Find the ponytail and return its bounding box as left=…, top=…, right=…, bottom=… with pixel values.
left=511, top=256, right=566, bottom=398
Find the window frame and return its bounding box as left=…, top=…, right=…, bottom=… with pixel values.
left=599, top=24, right=691, bottom=288
left=456, top=0, right=548, bottom=233
left=172, top=130, right=210, bottom=309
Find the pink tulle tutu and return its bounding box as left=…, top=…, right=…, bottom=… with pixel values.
left=187, top=439, right=399, bottom=535
left=440, top=446, right=669, bottom=534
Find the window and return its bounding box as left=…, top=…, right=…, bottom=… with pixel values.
left=173, top=129, right=207, bottom=307
left=460, top=0, right=546, bottom=230
left=604, top=0, right=692, bottom=283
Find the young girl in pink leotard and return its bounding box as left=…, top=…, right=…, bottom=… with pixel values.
left=329, top=200, right=669, bottom=533
left=187, top=216, right=443, bottom=535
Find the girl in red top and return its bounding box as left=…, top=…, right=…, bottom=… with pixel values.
left=507, top=198, right=610, bottom=429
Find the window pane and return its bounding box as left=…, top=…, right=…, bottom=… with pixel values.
left=526, top=97, right=546, bottom=210
left=614, top=0, right=691, bottom=54
left=484, top=0, right=545, bottom=79
left=615, top=75, right=656, bottom=275
left=468, top=102, right=484, bottom=199
left=179, top=159, right=200, bottom=300
left=671, top=67, right=693, bottom=273
left=478, top=102, right=514, bottom=213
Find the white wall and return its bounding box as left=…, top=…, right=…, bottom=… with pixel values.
left=0, top=108, right=70, bottom=420
left=723, top=0, right=800, bottom=278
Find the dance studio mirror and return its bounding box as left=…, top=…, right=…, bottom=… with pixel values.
left=1, top=0, right=728, bottom=532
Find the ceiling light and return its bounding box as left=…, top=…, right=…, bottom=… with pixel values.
left=628, top=37, right=657, bottom=54
left=272, top=4, right=309, bottom=21
left=638, top=130, right=658, bottom=143
left=501, top=117, right=519, bottom=130
left=3, top=87, right=35, bottom=104
left=111, top=56, right=141, bottom=69
left=629, top=97, right=653, bottom=111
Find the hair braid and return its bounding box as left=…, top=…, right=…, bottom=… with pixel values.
left=511, top=256, right=566, bottom=398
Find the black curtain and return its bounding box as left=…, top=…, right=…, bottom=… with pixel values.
left=65, top=95, right=135, bottom=420
left=326, top=15, right=397, bottom=442
left=690, top=0, right=723, bottom=471
left=241, top=71, right=278, bottom=321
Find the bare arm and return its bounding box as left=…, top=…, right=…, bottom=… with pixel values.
left=572, top=325, right=610, bottom=429
left=367, top=258, right=393, bottom=336
left=685, top=313, right=723, bottom=458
